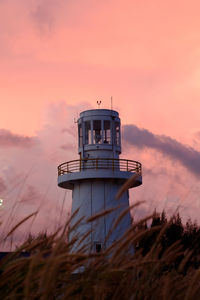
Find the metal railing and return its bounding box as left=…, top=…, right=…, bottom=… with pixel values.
left=58, top=158, right=142, bottom=176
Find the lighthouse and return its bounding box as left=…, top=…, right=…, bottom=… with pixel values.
left=58, top=109, right=142, bottom=252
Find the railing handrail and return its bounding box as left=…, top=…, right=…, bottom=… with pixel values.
left=58, top=158, right=140, bottom=167
left=58, top=158, right=142, bottom=176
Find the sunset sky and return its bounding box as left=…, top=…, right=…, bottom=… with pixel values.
left=1, top=0, right=200, bottom=245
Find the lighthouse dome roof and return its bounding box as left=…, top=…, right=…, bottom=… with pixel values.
left=80, top=109, right=119, bottom=118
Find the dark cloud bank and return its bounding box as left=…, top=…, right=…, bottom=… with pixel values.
left=0, top=129, right=33, bottom=147
left=123, top=125, right=200, bottom=178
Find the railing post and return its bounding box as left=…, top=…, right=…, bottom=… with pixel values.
left=67, top=162, right=69, bottom=173
left=80, top=159, right=81, bottom=172
left=126, top=160, right=128, bottom=171
left=96, top=158, right=98, bottom=170
left=112, top=159, right=114, bottom=171
left=136, top=162, right=139, bottom=174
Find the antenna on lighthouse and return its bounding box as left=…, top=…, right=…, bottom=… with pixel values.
left=97, top=100, right=102, bottom=109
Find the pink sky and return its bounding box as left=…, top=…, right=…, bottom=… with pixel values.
left=1, top=0, right=200, bottom=245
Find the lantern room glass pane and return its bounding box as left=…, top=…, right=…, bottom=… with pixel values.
left=93, top=120, right=102, bottom=144
left=85, top=121, right=91, bottom=144
left=114, top=122, right=120, bottom=145
left=78, top=123, right=83, bottom=147
left=103, top=120, right=111, bottom=144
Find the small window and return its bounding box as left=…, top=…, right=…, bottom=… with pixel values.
left=85, top=121, right=91, bottom=144
left=93, top=120, right=102, bottom=144
left=114, top=122, right=120, bottom=145
left=78, top=123, right=83, bottom=147
left=95, top=243, right=102, bottom=253
left=103, top=120, right=111, bottom=144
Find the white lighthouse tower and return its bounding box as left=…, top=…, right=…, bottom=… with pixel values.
left=58, top=109, right=142, bottom=252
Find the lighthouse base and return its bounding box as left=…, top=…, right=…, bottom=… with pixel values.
left=69, top=179, right=132, bottom=253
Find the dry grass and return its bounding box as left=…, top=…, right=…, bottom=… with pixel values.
left=0, top=210, right=200, bottom=300
left=0, top=173, right=199, bottom=299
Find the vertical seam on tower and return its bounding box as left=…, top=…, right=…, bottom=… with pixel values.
left=91, top=180, right=92, bottom=251
left=104, top=180, right=106, bottom=247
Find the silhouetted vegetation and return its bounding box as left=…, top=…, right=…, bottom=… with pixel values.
left=135, top=210, right=200, bottom=274
left=0, top=208, right=200, bottom=299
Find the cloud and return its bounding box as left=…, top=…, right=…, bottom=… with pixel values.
left=31, top=0, right=61, bottom=34
left=0, top=129, right=34, bottom=147
left=19, top=185, right=43, bottom=205
left=123, top=125, right=200, bottom=178
left=32, top=5, right=53, bottom=33
left=0, top=102, right=91, bottom=248
left=1, top=102, right=200, bottom=246
left=195, top=131, right=200, bottom=140
left=0, top=177, right=6, bottom=193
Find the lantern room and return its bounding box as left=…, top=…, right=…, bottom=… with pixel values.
left=78, top=109, right=121, bottom=159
